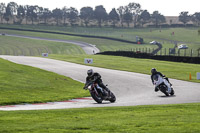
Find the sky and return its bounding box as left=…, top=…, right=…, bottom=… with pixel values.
left=0, top=0, right=199, bottom=16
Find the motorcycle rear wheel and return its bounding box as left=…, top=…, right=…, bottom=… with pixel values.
left=109, top=92, right=116, bottom=103
left=170, top=88, right=175, bottom=95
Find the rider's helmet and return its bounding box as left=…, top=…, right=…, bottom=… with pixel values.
left=151, top=68, right=157, bottom=74
left=87, top=69, right=94, bottom=77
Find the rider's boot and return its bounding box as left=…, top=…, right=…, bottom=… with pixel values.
left=170, top=83, right=172, bottom=86
left=155, top=87, right=159, bottom=92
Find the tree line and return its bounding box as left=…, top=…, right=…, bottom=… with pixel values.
left=0, top=2, right=200, bottom=28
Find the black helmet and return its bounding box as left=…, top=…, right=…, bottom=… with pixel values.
left=151, top=68, right=157, bottom=74
left=87, top=69, right=94, bottom=77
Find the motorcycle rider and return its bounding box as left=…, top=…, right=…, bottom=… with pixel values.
left=84, top=69, right=110, bottom=96
left=151, top=68, right=172, bottom=92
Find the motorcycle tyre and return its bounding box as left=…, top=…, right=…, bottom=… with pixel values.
left=109, top=92, right=116, bottom=103
left=90, top=91, right=103, bottom=103
left=159, top=86, right=169, bottom=96
left=170, top=88, right=175, bottom=96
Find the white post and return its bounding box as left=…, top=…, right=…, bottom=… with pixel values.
left=197, top=72, right=200, bottom=80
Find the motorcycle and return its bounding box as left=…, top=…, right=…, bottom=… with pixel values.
left=84, top=81, right=116, bottom=103
left=153, top=74, right=175, bottom=96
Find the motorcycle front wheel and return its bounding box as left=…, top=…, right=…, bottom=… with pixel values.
left=90, top=91, right=103, bottom=103
left=159, top=85, right=169, bottom=96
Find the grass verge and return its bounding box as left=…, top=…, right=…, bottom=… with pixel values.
left=0, top=58, right=88, bottom=105
left=0, top=103, right=200, bottom=133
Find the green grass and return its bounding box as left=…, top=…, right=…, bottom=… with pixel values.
left=0, top=35, right=85, bottom=56
left=0, top=58, right=88, bottom=105
left=49, top=54, right=200, bottom=83
left=0, top=103, right=200, bottom=133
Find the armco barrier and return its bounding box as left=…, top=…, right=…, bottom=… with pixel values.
left=98, top=51, right=200, bottom=64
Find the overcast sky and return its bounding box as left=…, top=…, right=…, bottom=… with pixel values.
left=1, top=0, right=199, bottom=16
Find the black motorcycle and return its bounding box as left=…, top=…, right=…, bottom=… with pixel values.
left=84, top=81, right=116, bottom=103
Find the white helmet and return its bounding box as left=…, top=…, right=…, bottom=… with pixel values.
left=87, top=69, right=94, bottom=77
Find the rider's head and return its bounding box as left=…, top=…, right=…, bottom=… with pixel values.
left=151, top=68, right=157, bottom=74
left=87, top=69, right=94, bottom=77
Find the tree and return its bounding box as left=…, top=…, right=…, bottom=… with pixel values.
left=80, top=6, right=94, bottom=27
left=94, top=5, right=107, bottom=27
left=37, top=6, right=44, bottom=24
left=62, top=6, right=69, bottom=25
left=123, top=6, right=133, bottom=27
left=24, top=5, right=29, bottom=24
left=117, top=6, right=125, bottom=27
left=67, top=7, right=78, bottom=26
left=179, top=11, right=191, bottom=26
left=7, top=2, right=18, bottom=23
left=41, top=8, right=52, bottom=25
left=138, top=10, right=150, bottom=27
left=151, top=11, right=166, bottom=27
left=26, top=6, right=38, bottom=24
left=0, top=3, right=6, bottom=23
left=16, top=5, right=25, bottom=24
left=127, top=2, right=142, bottom=27
left=3, top=5, right=12, bottom=24
left=192, top=12, right=200, bottom=26
left=52, top=8, right=62, bottom=25
left=108, top=8, right=119, bottom=27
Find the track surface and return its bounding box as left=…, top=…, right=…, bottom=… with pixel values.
left=0, top=55, right=200, bottom=111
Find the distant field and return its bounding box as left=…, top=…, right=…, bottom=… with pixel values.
left=0, top=29, right=157, bottom=55
left=1, top=24, right=200, bottom=43
left=1, top=25, right=200, bottom=56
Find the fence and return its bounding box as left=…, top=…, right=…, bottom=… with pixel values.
left=98, top=51, right=200, bottom=64
left=127, top=48, right=200, bottom=57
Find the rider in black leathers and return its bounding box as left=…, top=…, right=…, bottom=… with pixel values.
left=84, top=69, right=110, bottom=96
left=151, top=68, right=172, bottom=91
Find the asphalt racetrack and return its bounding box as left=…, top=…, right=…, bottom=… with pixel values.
left=0, top=55, right=200, bottom=111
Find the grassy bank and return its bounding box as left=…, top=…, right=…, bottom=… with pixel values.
left=0, top=35, right=85, bottom=56
left=0, top=29, right=157, bottom=53
left=49, top=54, right=200, bottom=83
left=0, top=103, right=200, bottom=133
left=0, top=58, right=88, bottom=105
